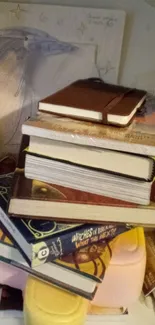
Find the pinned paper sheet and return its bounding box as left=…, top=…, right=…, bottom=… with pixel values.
left=0, top=3, right=125, bottom=154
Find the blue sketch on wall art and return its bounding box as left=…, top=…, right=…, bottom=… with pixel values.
left=0, top=27, right=78, bottom=154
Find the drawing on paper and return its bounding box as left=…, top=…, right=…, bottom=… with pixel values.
left=0, top=27, right=77, bottom=154
left=0, top=3, right=126, bottom=156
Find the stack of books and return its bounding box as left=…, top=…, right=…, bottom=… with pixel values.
left=15, top=80, right=155, bottom=225
left=0, top=78, right=155, bottom=322
left=0, top=160, right=129, bottom=302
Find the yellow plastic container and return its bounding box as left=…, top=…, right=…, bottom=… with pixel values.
left=24, top=276, right=88, bottom=325
left=92, top=227, right=146, bottom=307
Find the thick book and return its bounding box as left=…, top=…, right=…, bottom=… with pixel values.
left=0, top=172, right=125, bottom=268
left=27, top=137, right=155, bottom=181
left=0, top=226, right=112, bottom=300
left=22, top=95, right=155, bottom=156
left=13, top=136, right=155, bottom=207
left=25, top=152, right=153, bottom=205
left=9, top=162, right=155, bottom=225
left=143, top=231, right=155, bottom=296
left=8, top=137, right=155, bottom=225
left=38, top=78, right=146, bottom=127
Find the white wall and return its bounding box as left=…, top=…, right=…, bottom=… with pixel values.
left=2, top=0, right=155, bottom=91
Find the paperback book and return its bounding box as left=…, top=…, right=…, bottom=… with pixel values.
left=0, top=226, right=113, bottom=300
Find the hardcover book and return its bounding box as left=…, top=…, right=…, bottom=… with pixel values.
left=27, top=136, right=155, bottom=182
left=0, top=226, right=112, bottom=300
left=25, top=152, right=153, bottom=205
left=8, top=137, right=155, bottom=225
left=39, top=78, right=146, bottom=126
left=0, top=172, right=128, bottom=268
left=22, top=95, right=155, bottom=156
left=9, top=173, right=155, bottom=226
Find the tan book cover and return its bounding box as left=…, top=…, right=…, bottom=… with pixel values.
left=22, top=95, right=155, bottom=155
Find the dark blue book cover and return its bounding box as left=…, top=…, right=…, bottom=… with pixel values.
left=12, top=218, right=82, bottom=243
left=11, top=218, right=130, bottom=268
left=0, top=165, right=81, bottom=243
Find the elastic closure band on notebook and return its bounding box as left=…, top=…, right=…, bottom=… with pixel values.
left=77, top=78, right=135, bottom=124
left=102, top=88, right=135, bottom=123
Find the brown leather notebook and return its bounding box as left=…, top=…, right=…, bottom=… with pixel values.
left=39, top=78, right=146, bottom=127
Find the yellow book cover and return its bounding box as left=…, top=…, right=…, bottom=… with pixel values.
left=54, top=240, right=112, bottom=283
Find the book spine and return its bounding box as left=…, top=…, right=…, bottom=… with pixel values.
left=143, top=232, right=155, bottom=296
left=32, top=224, right=130, bottom=268
left=0, top=255, right=96, bottom=300
left=0, top=207, right=31, bottom=264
